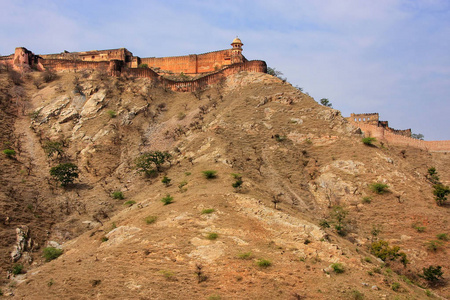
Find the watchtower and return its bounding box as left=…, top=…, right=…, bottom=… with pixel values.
left=231, top=37, right=244, bottom=64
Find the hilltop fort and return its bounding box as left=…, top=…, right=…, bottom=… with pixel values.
left=1, top=39, right=448, bottom=151
left=0, top=38, right=267, bottom=92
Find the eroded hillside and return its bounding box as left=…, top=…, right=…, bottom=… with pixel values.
left=0, top=69, right=449, bottom=299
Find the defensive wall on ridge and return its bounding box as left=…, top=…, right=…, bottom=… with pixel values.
left=0, top=38, right=266, bottom=92
left=350, top=120, right=450, bottom=152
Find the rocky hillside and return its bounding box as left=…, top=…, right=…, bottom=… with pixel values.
left=0, top=68, right=449, bottom=299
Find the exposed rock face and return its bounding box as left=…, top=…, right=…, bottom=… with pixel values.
left=11, top=226, right=30, bottom=262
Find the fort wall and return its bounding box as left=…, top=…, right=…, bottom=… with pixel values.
left=140, top=49, right=242, bottom=74
left=39, top=58, right=110, bottom=72
left=124, top=60, right=267, bottom=92
left=354, top=123, right=450, bottom=152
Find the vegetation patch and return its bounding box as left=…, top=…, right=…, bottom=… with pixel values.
left=202, top=170, right=217, bottom=179
left=362, top=137, right=376, bottom=146
left=256, top=259, right=272, bottom=268
left=43, top=247, right=63, bottom=262
left=161, top=194, right=174, bottom=205
left=123, top=200, right=136, bottom=207
left=50, top=163, right=79, bottom=186
left=111, top=191, right=124, bottom=200
left=145, top=216, right=157, bottom=224
left=206, top=233, right=218, bottom=240
left=331, top=263, right=344, bottom=274
left=201, top=208, right=215, bottom=214
left=237, top=252, right=253, bottom=260
left=3, top=149, right=16, bottom=158
left=369, top=182, right=389, bottom=194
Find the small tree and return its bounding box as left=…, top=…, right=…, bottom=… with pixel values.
left=411, top=133, right=424, bottom=140
left=433, top=184, right=450, bottom=206
left=427, top=167, right=439, bottom=183
left=162, top=176, right=171, bottom=186
left=267, top=67, right=284, bottom=79
left=135, top=151, right=172, bottom=176
left=320, top=98, right=332, bottom=108
left=421, top=266, right=443, bottom=283
left=50, top=163, right=79, bottom=186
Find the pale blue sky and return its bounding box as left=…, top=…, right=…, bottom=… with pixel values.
left=1, top=0, right=449, bottom=140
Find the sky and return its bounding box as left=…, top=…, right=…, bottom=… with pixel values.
left=1, top=0, right=449, bottom=140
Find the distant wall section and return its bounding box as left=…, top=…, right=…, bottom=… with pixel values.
left=353, top=122, right=450, bottom=152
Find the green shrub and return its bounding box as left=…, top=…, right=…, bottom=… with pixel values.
left=413, top=223, right=426, bottom=232
left=256, top=259, right=272, bottom=268
left=161, top=176, right=171, bottom=186
left=206, top=233, right=218, bottom=240
left=363, top=257, right=372, bottom=263
left=107, top=110, right=117, bottom=118
left=138, top=63, right=149, bottom=68
left=202, top=170, right=217, bottom=179
left=426, top=240, right=443, bottom=251
left=145, top=216, right=157, bottom=224
left=436, top=233, right=448, bottom=241
left=370, top=240, right=408, bottom=266
left=331, top=263, right=344, bottom=274
left=43, top=247, right=63, bottom=261
left=161, top=194, right=174, bottom=205
left=3, top=149, right=16, bottom=158
left=101, top=236, right=109, bottom=242
left=201, top=208, right=215, bottom=214
left=237, top=252, right=253, bottom=260
left=362, top=137, right=376, bottom=146
left=391, top=282, right=400, bottom=291
left=433, top=183, right=450, bottom=206
left=50, top=163, right=79, bottom=186
left=362, top=196, right=372, bottom=204
left=231, top=173, right=243, bottom=190
left=111, top=191, right=124, bottom=200
left=421, top=265, right=443, bottom=282
left=123, top=200, right=136, bottom=207
left=369, top=182, right=389, bottom=194
left=12, top=263, right=23, bottom=275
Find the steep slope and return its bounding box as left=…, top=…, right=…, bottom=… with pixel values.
left=0, top=70, right=448, bottom=299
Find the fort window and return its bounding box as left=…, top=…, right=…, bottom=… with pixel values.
left=92, top=56, right=95, bottom=59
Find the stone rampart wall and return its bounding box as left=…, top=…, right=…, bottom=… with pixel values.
left=125, top=60, right=267, bottom=92
left=40, top=59, right=109, bottom=72
left=355, top=123, right=450, bottom=152
left=140, top=49, right=235, bottom=74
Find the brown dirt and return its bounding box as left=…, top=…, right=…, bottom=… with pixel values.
left=0, top=70, right=448, bottom=299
